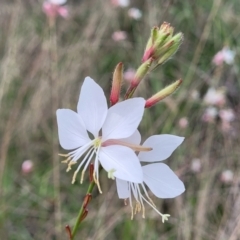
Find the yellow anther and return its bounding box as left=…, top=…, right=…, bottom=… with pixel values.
left=131, top=207, right=134, bottom=220
left=58, top=153, right=69, bottom=157
left=93, top=172, right=102, bottom=194
left=142, top=206, right=145, bottom=218
left=80, top=170, right=85, bottom=184
left=66, top=161, right=76, bottom=172
left=61, top=156, right=71, bottom=164
left=108, top=169, right=116, bottom=180
left=72, top=171, right=78, bottom=184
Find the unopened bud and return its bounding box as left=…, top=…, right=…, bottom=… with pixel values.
left=142, top=27, right=158, bottom=62
left=79, top=208, right=88, bottom=223
left=110, top=62, right=123, bottom=106
left=83, top=194, right=92, bottom=208
left=131, top=58, right=153, bottom=87
left=142, top=22, right=178, bottom=63
left=157, top=32, right=183, bottom=65
left=145, top=79, right=182, bottom=108
left=125, top=58, right=153, bottom=99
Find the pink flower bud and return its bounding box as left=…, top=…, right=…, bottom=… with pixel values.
left=202, top=107, right=218, bottom=123
left=190, top=158, right=201, bottom=173
left=112, top=31, right=127, bottom=42
left=110, top=62, right=123, bottom=106
left=212, top=47, right=235, bottom=66
left=111, top=0, right=130, bottom=8
left=22, top=160, right=34, bottom=174
left=43, top=1, right=68, bottom=19
left=128, top=8, right=142, bottom=20
left=220, top=170, right=233, bottom=184
left=123, top=68, right=136, bottom=83
left=178, top=117, right=188, bottom=129
left=145, top=79, right=182, bottom=108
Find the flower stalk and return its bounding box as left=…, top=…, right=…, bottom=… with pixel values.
left=62, top=21, right=184, bottom=239
left=125, top=58, right=153, bottom=99
left=145, top=79, right=182, bottom=108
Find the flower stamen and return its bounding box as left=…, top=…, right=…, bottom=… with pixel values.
left=93, top=171, right=102, bottom=194
left=102, top=139, right=152, bottom=152
left=67, top=161, right=76, bottom=172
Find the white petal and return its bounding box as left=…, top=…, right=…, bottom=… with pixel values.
left=99, top=145, right=143, bottom=183
left=102, top=98, right=145, bottom=141
left=118, top=130, right=141, bottom=145
left=138, top=135, right=184, bottom=162
left=77, top=77, right=108, bottom=137
left=143, top=163, right=185, bottom=198
left=116, top=178, right=130, bottom=199
left=56, top=109, right=90, bottom=150
left=49, top=0, right=67, bottom=5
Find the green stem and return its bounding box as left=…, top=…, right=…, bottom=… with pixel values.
left=71, top=181, right=95, bottom=239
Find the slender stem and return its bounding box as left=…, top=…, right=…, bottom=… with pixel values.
left=49, top=18, right=62, bottom=238
left=71, top=181, right=95, bottom=239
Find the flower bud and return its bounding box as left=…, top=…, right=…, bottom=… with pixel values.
left=131, top=58, right=153, bottom=87
left=110, top=62, right=123, bottom=105
left=157, top=32, right=183, bottom=65
left=142, top=27, right=159, bottom=62
left=22, top=160, right=34, bottom=174
left=145, top=79, right=182, bottom=108
left=142, top=22, right=183, bottom=65
left=125, top=58, right=153, bottom=99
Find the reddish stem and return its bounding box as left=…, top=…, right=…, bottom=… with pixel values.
left=65, top=225, right=73, bottom=240
left=83, top=194, right=92, bottom=208
left=89, top=163, right=94, bottom=182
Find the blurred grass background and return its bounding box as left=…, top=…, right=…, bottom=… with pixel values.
left=0, top=0, right=240, bottom=239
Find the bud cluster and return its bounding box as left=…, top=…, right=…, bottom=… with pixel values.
left=142, top=22, right=183, bottom=66
left=110, top=22, right=183, bottom=108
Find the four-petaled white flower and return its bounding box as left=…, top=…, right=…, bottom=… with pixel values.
left=116, top=135, right=185, bottom=222
left=56, top=77, right=148, bottom=192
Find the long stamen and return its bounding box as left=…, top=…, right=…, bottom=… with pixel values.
left=102, top=140, right=152, bottom=152
left=71, top=147, right=94, bottom=184
left=141, top=183, right=156, bottom=207
left=80, top=149, right=95, bottom=184
left=128, top=184, right=134, bottom=220
left=141, top=195, right=170, bottom=223
left=136, top=185, right=145, bottom=218
left=93, top=147, right=102, bottom=194
left=66, top=161, right=76, bottom=172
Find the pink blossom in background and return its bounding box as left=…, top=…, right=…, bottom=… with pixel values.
left=128, top=8, right=142, bottom=20
left=112, top=31, right=127, bottom=42
left=212, top=47, right=236, bottom=66
left=190, top=158, right=201, bottom=173
left=111, top=0, right=130, bottom=7
left=123, top=68, right=136, bottom=82
left=202, top=107, right=218, bottom=123
left=22, top=160, right=34, bottom=174
left=203, top=87, right=226, bottom=107
left=191, top=90, right=200, bottom=100
left=219, top=109, right=235, bottom=123
left=178, top=117, right=189, bottom=129
left=219, top=109, right=235, bottom=132
left=220, top=170, right=233, bottom=184
left=43, top=0, right=68, bottom=19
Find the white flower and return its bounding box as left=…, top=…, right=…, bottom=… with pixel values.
left=212, top=47, right=235, bottom=66
left=128, top=8, right=142, bottom=20
left=203, top=87, right=226, bottom=107
left=111, top=0, right=130, bottom=8
left=48, top=0, right=67, bottom=5
left=56, top=77, right=146, bottom=192
left=116, top=135, right=185, bottom=221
